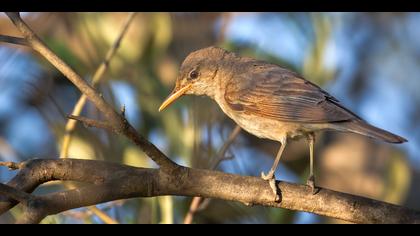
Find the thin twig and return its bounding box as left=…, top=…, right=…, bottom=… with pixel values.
left=0, top=35, right=28, bottom=46
left=88, top=206, right=118, bottom=224
left=211, top=125, right=241, bottom=169
left=61, top=200, right=124, bottom=220
left=183, top=197, right=203, bottom=224
left=67, top=115, right=114, bottom=132
left=184, top=125, right=241, bottom=224
left=0, top=161, right=24, bottom=170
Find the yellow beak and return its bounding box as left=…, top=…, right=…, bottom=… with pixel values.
left=158, top=84, right=192, bottom=112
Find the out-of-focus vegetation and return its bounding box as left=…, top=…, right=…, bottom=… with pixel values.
left=0, top=12, right=418, bottom=223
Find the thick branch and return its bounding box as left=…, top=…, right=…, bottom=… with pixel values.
left=1, top=159, right=419, bottom=224
left=0, top=183, right=31, bottom=203
left=4, top=12, right=177, bottom=171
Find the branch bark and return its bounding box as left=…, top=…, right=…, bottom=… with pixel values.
left=0, top=35, right=27, bottom=46
left=0, top=158, right=419, bottom=224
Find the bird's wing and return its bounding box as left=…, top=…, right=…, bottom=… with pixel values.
left=224, top=64, right=361, bottom=123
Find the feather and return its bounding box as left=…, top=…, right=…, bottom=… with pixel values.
left=224, top=63, right=361, bottom=123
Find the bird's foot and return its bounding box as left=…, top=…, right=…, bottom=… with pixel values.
left=261, top=171, right=280, bottom=202
left=261, top=171, right=274, bottom=181
left=306, top=174, right=317, bottom=195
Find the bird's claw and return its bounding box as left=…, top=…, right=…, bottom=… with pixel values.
left=306, top=174, right=317, bottom=195
left=261, top=171, right=280, bottom=202
left=261, top=171, right=273, bottom=180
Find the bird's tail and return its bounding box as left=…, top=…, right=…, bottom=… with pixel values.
left=339, top=120, right=407, bottom=143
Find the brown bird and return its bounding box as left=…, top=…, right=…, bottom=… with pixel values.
left=159, top=46, right=407, bottom=199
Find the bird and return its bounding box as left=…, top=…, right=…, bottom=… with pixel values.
left=158, top=46, right=407, bottom=200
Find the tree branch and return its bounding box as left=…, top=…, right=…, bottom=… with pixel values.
left=67, top=115, right=115, bottom=132
left=3, top=12, right=177, bottom=171
left=0, top=158, right=419, bottom=224
left=0, top=161, right=24, bottom=170
left=0, top=183, right=31, bottom=204
left=0, top=35, right=28, bottom=46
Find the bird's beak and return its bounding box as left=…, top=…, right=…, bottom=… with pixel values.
left=158, top=84, right=192, bottom=112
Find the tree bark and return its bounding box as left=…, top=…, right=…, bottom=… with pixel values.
left=1, top=159, right=419, bottom=224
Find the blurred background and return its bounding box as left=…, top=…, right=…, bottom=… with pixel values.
left=0, top=12, right=419, bottom=224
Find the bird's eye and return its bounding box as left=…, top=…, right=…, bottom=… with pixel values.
left=189, top=70, right=199, bottom=80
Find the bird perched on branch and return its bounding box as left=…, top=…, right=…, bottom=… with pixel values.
left=159, top=46, right=407, bottom=200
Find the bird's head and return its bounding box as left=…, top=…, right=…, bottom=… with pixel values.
left=159, top=46, right=230, bottom=111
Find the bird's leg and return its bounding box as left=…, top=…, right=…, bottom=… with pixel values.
left=261, top=138, right=287, bottom=201
left=306, top=132, right=317, bottom=194
left=261, top=139, right=287, bottom=180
